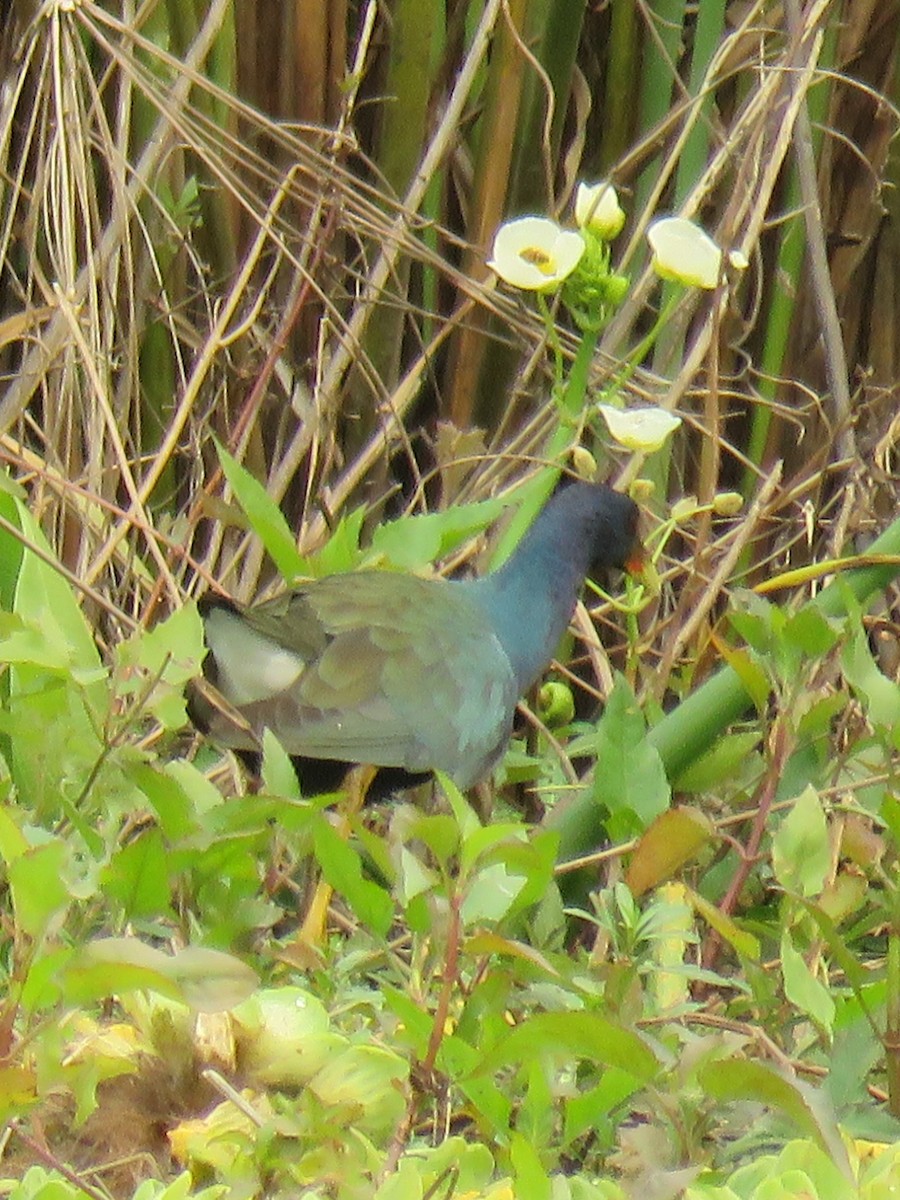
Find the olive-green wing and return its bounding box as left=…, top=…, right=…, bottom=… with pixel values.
left=197, top=571, right=517, bottom=787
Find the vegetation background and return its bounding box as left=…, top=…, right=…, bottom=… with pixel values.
left=0, top=1, right=898, bottom=1197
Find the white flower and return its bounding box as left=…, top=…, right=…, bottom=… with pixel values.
left=647, top=217, right=722, bottom=289
left=598, top=404, right=682, bottom=452
left=488, top=217, right=585, bottom=291
left=574, top=182, right=625, bottom=240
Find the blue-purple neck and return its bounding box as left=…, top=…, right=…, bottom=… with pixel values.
left=455, top=496, right=597, bottom=692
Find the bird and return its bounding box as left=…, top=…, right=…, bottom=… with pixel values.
left=188, top=479, right=642, bottom=796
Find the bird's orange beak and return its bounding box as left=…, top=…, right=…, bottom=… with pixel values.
left=624, top=540, right=647, bottom=577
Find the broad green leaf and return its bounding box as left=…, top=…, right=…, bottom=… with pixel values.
left=0, top=802, right=27, bottom=863
left=21, top=946, right=72, bottom=1014
left=395, top=845, right=439, bottom=904
left=591, top=675, right=670, bottom=839
left=686, top=886, right=760, bottom=961
left=626, top=806, right=713, bottom=896
left=489, top=829, right=559, bottom=917
left=9, top=840, right=70, bottom=937
left=465, top=931, right=559, bottom=977
left=712, top=639, right=770, bottom=713
left=67, top=939, right=256, bottom=1012
left=0, top=611, right=81, bottom=671
left=115, top=602, right=205, bottom=729
left=381, top=1138, right=494, bottom=1196
left=772, top=785, right=830, bottom=897
left=100, top=828, right=173, bottom=919
left=234, top=987, right=338, bottom=1084
left=164, top=758, right=227, bottom=819
left=130, top=761, right=201, bottom=841
left=309, top=1044, right=407, bottom=1134
left=306, top=506, right=366, bottom=576
left=66, top=938, right=182, bottom=1005
left=729, top=592, right=777, bottom=656
left=393, top=809, right=460, bottom=870
left=564, top=1067, right=643, bottom=1148
left=461, top=862, right=526, bottom=924
left=674, top=732, right=761, bottom=792
left=510, top=1131, right=551, bottom=1200
left=214, top=438, right=305, bottom=581
left=698, top=1059, right=849, bottom=1173
left=260, top=727, right=301, bottom=799
left=842, top=621, right=900, bottom=727
left=460, top=820, right=528, bottom=873
left=727, top=1138, right=855, bottom=1196
left=11, top=501, right=101, bottom=676
left=133, top=1172, right=228, bottom=1200
left=166, top=946, right=257, bottom=1012
left=440, top=771, right=482, bottom=840
left=474, top=1012, right=659, bottom=1082
left=370, top=496, right=508, bottom=570
left=519, top=1056, right=553, bottom=1150
left=783, top=607, right=839, bottom=657
left=781, top=929, right=835, bottom=1035
left=313, top=819, right=393, bottom=937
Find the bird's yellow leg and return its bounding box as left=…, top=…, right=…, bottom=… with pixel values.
left=298, top=764, right=377, bottom=946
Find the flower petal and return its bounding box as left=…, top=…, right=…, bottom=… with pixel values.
left=598, top=404, right=682, bottom=452
left=489, top=216, right=585, bottom=290
left=647, top=217, right=722, bottom=289
left=575, top=182, right=626, bottom=240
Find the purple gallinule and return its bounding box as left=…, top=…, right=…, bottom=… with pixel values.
left=190, top=480, right=641, bottom=794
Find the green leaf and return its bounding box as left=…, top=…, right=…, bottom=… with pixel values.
left=781, top=928, right=835, bottom=1035
left=164, top=759, right=227, bottom=820
left=9, top=840, right=70, bottom=938
left=100, top=828, right=173, bottom=919
left=21, top=946, right=71, bottom=1014
left=474, top=1012, right=659, bottom=1082
left=260, top=728, right=301, bottom=799
left=590, top=675, right=670, bottom=838
left=66, top=939, right=256, bottom=1012
left=729, top=593, right=777, bottom=656
left=461, top=862, right=526, bottom=924
left=674, top=732, right=761, bottom=792
left=395, top=845, right=439, bottom=904
left=313, top=819, right=394, bottom=937
left=772, top=785, right=830, bottom=897
left=129, top=761, right=201, bottom=841
left=686, top=887, right=760, bottom=961
left=697, top=1059, right=850, bottom=1172
left=510, top=1131, right=551, bottom=1200
left=66, top=938, right=183, bottom=1005
left=165, top=946, right=257, bottom=1012
left=460, top=820, right=528, bottom=873
left=842, top=620, right=900, bottom=728
left=308, top=506, right=366, bottom=576
left=782, top=607, right=839, bottom=657
left=234, top=987, right=338, bottom=1084
left=214, top=438, right=306, bottom=581
left=626, top=806, right=713, bottom=897
left=0, top=803, right=28, bottom=863
left=309, top=1044, right=407, bottom=1135
left=714, top=641, right=770, bottom=713
left=11, top=502, right=101, bottom=676
left=370, top=496, right=508, bottom=570
left=115, top=602, right=205, bottom=729
left=134, top=1172, right=228, bottom=1200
